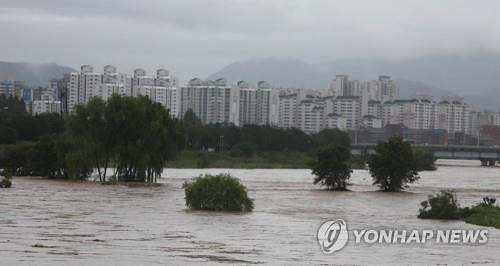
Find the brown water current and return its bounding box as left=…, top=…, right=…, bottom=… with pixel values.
left=1, top=160, right=500, bottom=265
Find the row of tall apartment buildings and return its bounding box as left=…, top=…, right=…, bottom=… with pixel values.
left=274, top=75, right=470, bottom=134
left=1, top=65, right=473, bottom=136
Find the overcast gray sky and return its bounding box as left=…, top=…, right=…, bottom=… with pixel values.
left=1, top=0, right=500, bottom=81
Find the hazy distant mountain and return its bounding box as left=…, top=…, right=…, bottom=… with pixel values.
left=209, top=56, right=500, bottom=110
left=395, top=79, right=452, bottom=99
left=0, top=61, right=75, bottom=87
left=209, top=58, right=330, bottom=88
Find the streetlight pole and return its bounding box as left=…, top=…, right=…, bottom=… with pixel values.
left=219, top=135, right=224, bottom=153
left=477, top=128, right=480, bottom=147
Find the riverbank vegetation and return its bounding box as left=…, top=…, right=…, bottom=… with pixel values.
left=0, top=95, right=184, bottom=183
left=311, top=145, right=352, bottom=190
left=183, top=174, right=254, bottom=212
left=182, top=110, right=351, bottom=154
left=419, top=191, right=500, bottom=228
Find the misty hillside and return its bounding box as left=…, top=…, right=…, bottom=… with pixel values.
left=209, top=58, right=329, bottom=88
left=0, top=62, right=75, bottom=87
left=395, top=80, right=452, bottom=99
left=209, top=56, right=500, bottom=110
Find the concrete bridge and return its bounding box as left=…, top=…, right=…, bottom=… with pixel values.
left=351, top=143, right=500, bottom=166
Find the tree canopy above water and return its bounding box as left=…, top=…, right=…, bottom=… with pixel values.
left=67, top=95, right=184, bottom=183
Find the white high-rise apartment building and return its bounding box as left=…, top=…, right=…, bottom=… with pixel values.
left=365, top=95, right=469, bottom=134
left=278, top=90, right=300, bottom=129
left=377, top=75, right=399, bottom=102
left=324, top=113, right=348, bottom=130
left=437, top=97, right=470, bottom=134
left=130, top=68, right=180, bottom=117
left=180, top=78, right=234, bottom=124
left=329, top=75, right=350, bottom=97
left=297, top=98, right=324, bottom=134
left=329, top=75, right=399, bottom=119
left=333, top=96, right=361, bottom=130
left=66, top=65, right=179, bottom=117
left=234, top=81, right=276, bottom=126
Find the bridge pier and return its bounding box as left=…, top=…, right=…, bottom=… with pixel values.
left=480, top=159, right=497, bottom=167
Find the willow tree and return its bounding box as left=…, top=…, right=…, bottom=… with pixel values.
left=66, top=95, right=184, bottom=183
left=67, top=98, right=116, bottom=182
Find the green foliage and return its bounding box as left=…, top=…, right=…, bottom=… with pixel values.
left=368, top=136, right=420, bottom=191
left=349, top=155, right=367, bottom=169
left=183, top=174, right=254, bottom=212
left=0, top=112, right=64, bottom=143
left=418, top=191, right=462, bottom=219
left=67, top=95, right=184, bottom=183
left=28, top=135, right=62, bottom=178
left=0, top=141, right=35, bottom=176
left=239, top=125, right=310, bottom=152
left=64, top=148, right=93, bottom=180
left=0, top=172, right=12, bottom=188
left=0, top=94, right=26, bottom=116
left=0, top=125, right=18, bottom=144
left=196, top=153, right=211, bottom=168
left=230, top=143, right=256, bottom=158
left=480, top=197, right=497, bottom=207
left=311, top=129, right=351, bottom=149
left=311, top=145, right=352, bottom=190
left=0, top=97, right=64, bottom=146
left=413, top=148, right=437, bottom=171
left=181, top=112, right=340, bottom=153
left=183, top=109, right=202, bottom=128
left=418, top=193, right=500, bottom=228
left=462, top=205, right=500, bottom=229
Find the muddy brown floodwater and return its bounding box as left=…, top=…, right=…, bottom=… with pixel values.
left=1, top=160, right=500, bottom=265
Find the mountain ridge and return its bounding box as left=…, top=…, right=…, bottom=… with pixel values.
left=0, top=61, right=75, bottom=87
left=208, top=56, right=500, bottom=110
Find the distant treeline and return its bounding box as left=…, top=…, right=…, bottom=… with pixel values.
left=182, top=109, right=352, bottom=155
left=0, top=95, right=64, bottom=144
left=0, top=95, right=183, bottom=183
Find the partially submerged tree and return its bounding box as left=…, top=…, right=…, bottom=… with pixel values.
left=368, top=137, right=420, bottom=191
left=183, top=174, right=254, bottom=212
left=66, top=95, right=184, bottom=183
left=0, top=172, right=12, bottom=188
left=413, top=148, right=437, bottom=171
left=0, top=141, right=35, bottom=176
left=311, top=145, right=352, bottom=190
left=418, top=191, right=461, bottom=219
left=311, top=128, right=351, bottom=150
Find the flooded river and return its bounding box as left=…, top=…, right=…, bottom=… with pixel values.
left=1, top=160, right=500, bottom=265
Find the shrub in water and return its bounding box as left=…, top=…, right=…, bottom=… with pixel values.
left=418, top=191, right=461, bottom=219
left=413, top=148, right=437, bottom=171
left=0, top=172, right=12, bottom=188
left=183, top=174, right=254, bottom=212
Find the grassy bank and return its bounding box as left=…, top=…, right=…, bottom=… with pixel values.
left=166, top=150, right=368, bottom=169
left=463, top=205, right=500, bottom=228
left=419, top=192, right=500, bottom=229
